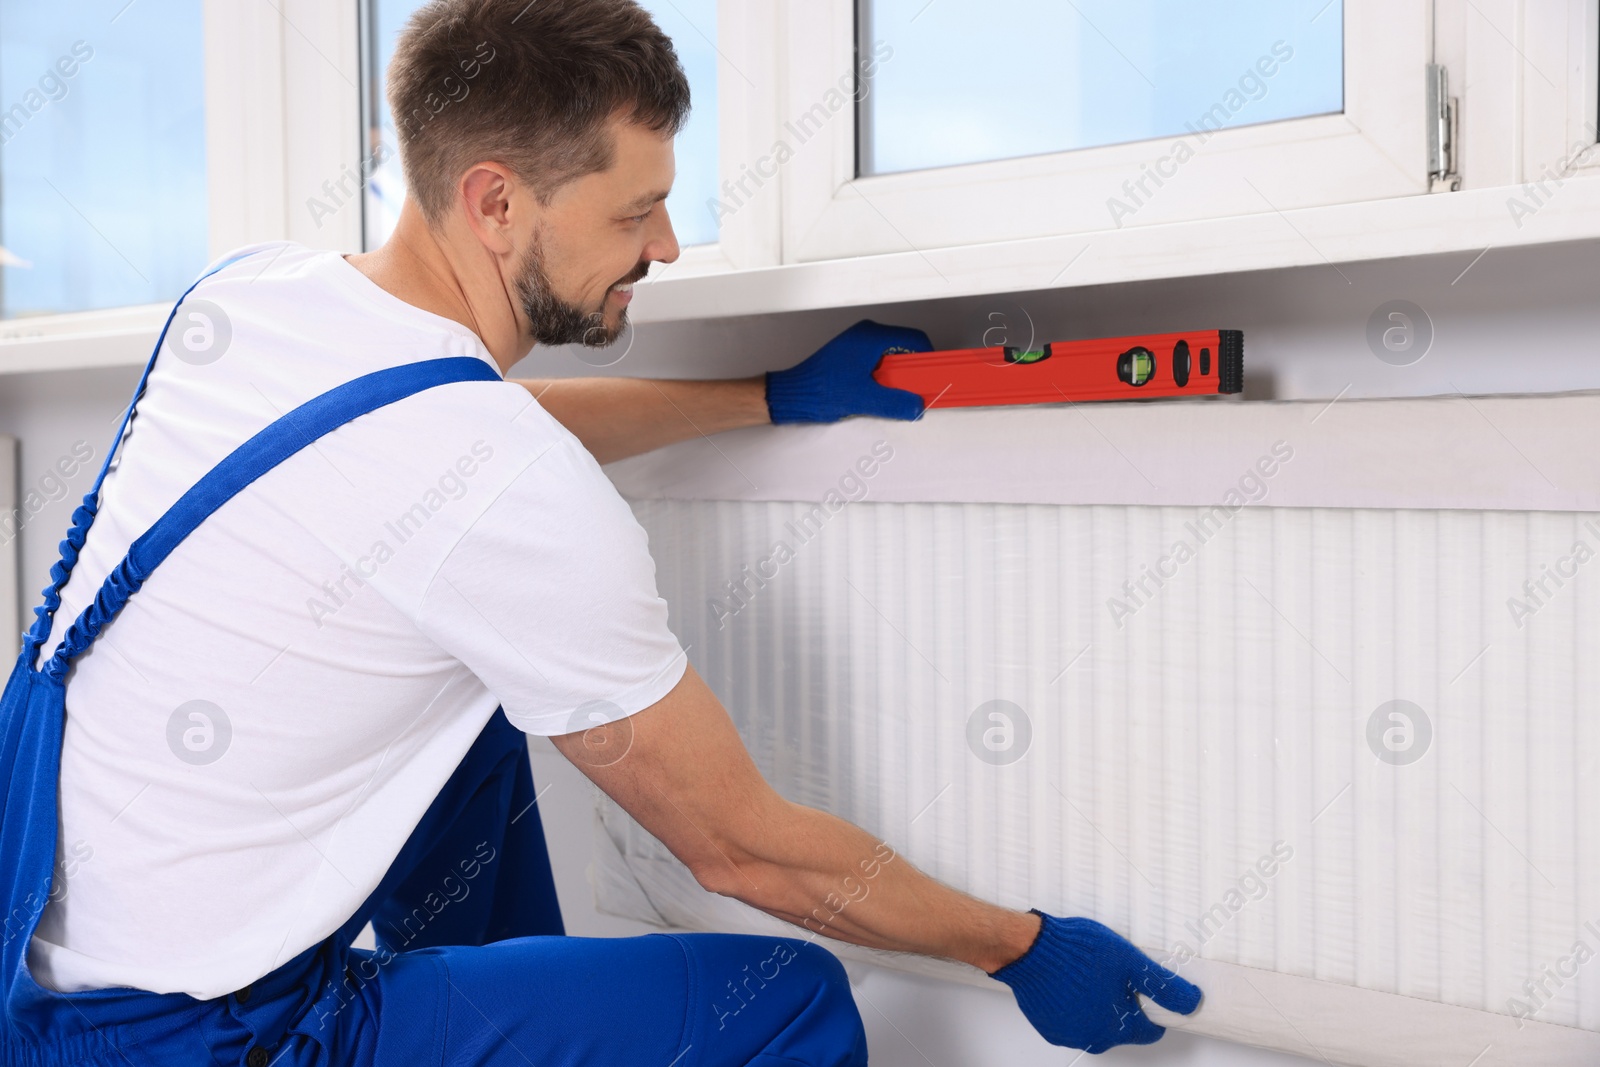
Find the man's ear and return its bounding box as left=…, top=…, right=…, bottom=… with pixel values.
left=458, top=162, right=521, bottom=255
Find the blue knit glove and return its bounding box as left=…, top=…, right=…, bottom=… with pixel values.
left=990, top=911, right=1203, bottom=1053
left=765, top=319, right=930, bottom=424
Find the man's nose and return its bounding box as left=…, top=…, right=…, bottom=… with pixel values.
left=649, top=206, right=681, bottom=265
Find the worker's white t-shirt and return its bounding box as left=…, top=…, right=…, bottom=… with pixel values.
left=25, top=241, right=688, bottom=1000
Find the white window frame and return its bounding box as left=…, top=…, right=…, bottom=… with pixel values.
left=206, top=0, right=362, bottom=260
left=782, top=0, right=1430, bottom=262
left=4, top=0, right=1600, bottom=371
left=651, top=0, right=784, bottom=280
left=637, top=0, right=1600, bottom=323
left=1435, top=0, right=1600, bottom=186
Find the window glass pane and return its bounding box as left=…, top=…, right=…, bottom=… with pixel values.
left=360, top=0, right=419, bottom=252
left=0, top=0, right=207, bottom=319
left=857, top=0, right=1343, bottom=177
left=362, top=0, right=719, bottom=250
left=637, top=0, right=717, bottom=248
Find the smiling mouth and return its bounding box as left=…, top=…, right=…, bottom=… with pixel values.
left=608, top=268, right=648, bottom=306
left=605, top=281, right=635, bottom=311
left=614, top=263, right=649, bottom=289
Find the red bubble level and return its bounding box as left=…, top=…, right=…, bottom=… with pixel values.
left=874, top=329, right=1243, bottom=408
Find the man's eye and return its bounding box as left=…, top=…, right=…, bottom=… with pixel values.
left=628, top=212, right=650, bottom=224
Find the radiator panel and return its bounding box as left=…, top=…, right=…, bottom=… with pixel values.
left=594, top=497, right=1600, bottom=1061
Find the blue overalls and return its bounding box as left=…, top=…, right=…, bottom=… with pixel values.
left=0, top=255, right=867, bottom=1066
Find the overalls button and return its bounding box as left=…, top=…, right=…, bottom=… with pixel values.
left=246, top=1048, right=269, bottom=1067
left=234, top=983, right=253, bottom=1004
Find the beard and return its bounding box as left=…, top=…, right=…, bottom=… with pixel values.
left=514, top=231, right=641, bottom=349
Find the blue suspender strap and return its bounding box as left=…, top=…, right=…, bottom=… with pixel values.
left=39, top=356, right=501, bottom=682
left=21, top=248, right=265, bottom=669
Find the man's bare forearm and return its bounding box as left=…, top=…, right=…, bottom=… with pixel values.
left=514, top=376, right=770, bottom=465
left=706, top=799, right=1041, bottom=974
left=554, top=665, right=1039, bottom=978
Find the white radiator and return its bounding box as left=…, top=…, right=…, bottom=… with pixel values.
left=596, top=393, right=1600, bottom=1066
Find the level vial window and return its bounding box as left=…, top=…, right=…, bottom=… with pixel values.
left=1117, top=346, right=1157, bottom=387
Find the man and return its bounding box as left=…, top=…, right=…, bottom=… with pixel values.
left=10, top=0, right=1200, bottom=1063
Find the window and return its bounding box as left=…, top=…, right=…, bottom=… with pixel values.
left=0, top=0, right=207, bottom=320
left=2, top=0, right=1597, bottom=347
left=856, top=0, right=1344, bottom=177
left=779, top=0, right=1424, bottom=264
left=359, top=0, right=720, bottom=251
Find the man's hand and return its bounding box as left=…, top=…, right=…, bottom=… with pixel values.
left=551, top=664, right=1202, bottom=1051
left=764, top=319, right=931, bottom=424
left=989, top=911, right=1203, bottom=1053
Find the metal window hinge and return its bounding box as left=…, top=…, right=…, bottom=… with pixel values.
left=1427, top=64, right=1461, bottom=192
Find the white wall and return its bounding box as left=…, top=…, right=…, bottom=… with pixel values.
left=8, top=235, right=1598, bottom=1064
left=0, top=363, right=142, bottom=641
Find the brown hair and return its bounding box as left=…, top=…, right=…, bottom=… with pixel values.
left=386, top=0, right=692, bottom=224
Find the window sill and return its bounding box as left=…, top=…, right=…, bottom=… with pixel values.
left=0, top=304, right=168, bottom=376
left=3, top=176, right=1595, bottom=376
left=632, top=176, right=1600, bottom=323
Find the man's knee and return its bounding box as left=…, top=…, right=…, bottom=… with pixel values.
left=775, top=938, right=852, bottom=1006
left=776, top=940, right=865, bottom=1064
left=702, top=936, right=864, bottom=1063
left=785, top=939, right=851, bottom=996
left=708, top=939, right=832, bottom=1010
